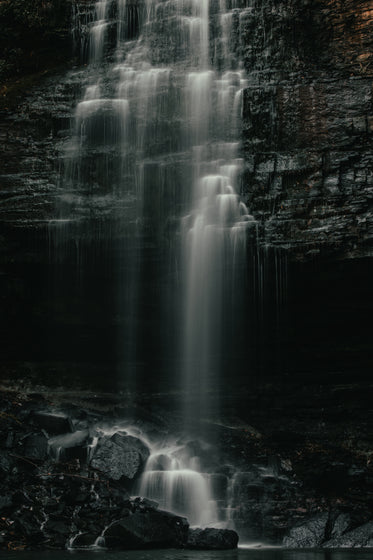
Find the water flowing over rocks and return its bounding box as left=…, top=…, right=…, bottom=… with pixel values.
left=0, top=389, right=372, bottom=549
left=0, top=0, right=372, bottom=551
left=0, top=390, right=243, bottom=550
left=0, top=0, right=371, bottom=260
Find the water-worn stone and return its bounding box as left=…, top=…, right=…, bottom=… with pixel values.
left=103, top=509, right=189, bottom=549
left=187, top=528, right=239, bottom=550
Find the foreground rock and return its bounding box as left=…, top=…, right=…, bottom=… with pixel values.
left=187, top=528, right=239, bottom=550
left=283, top=514, right=373, bottom=548
left=104, top=508, right=189, bottom=549
left=283, top=513, right=329, bottom=548
left=323, top=522, right=373, bottom=548
left=0, top=389, right=372, bottom=550
left=90, top=432, right=150, bottom=481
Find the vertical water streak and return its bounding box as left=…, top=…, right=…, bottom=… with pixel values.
left=90, top=0, right=110, bottom=61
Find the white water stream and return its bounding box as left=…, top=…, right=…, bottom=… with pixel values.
left=60, top=0, right=256, bottom=526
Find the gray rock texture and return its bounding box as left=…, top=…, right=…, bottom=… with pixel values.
left=323, top=521, right=373, bottom=548
left=237, top=0, right=373, bottom=259
left=283, top=512, right=329, bottom=547
left=90, top=432, right=150, bottom=481
left=0, top=0, right=371, bottom=260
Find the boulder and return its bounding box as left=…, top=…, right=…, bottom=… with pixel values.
left=110, top=432, right=150, bottom=463
left=48, top=430, right=90, bottom=462
left=103, top=509, right=189, bottom=549
left=323, top=522, right=373, bottom=548
left=43, top=518, right=71, bottom=547
left=32, top=411, right=73, bottom=435
left=283, top=513, right=329, bottom=547
left=187, top=528, right=239, bottom=550
left=90, top=433, right=150, bottom=481
left=330, top=513, right=351, bottom=539
left=70, top=532, right=98, bottom=548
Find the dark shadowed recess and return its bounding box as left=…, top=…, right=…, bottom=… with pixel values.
left=0, top=226, right=371, bottom=415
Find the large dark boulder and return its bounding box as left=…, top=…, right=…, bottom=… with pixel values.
left=323, top=522, right=373, bottom=548
left=187, top=528, right=239, bottom=550
left=283, top=513, right=329, bottom=547
left=31, top=411, right=73, bottom=435
left=103, top=509, right=189, bottom=549
left=90, top=432, right=150, bottom=482
left=110, top=432, right=150, bottom=463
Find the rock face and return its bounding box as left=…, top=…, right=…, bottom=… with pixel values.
left=0, top=0, right=72, bottom=83
left=237, top=0, right=373, bottom=259
left=0, top=0, right=371, bottom=258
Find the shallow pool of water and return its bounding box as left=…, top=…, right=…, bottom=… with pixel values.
left=1, top=548, right=372, bottom=560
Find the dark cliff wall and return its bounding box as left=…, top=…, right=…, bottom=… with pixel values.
left=0, top=0, right=372, bottom=260
left=0, top=0, right=73, bottom=86
left=238, top=0, right=373, bottom=259
left=0, top=0, right=371, bottom=391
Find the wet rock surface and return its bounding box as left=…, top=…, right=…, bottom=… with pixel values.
left=283, top=512, right=329, bottom=548
left=0, top=390, right=153, bottom=550
left=187, top=528, right=239, bottom=550
left=104, top=509, right=189, bottom=549
left=237, top=0, right=373, bottom=260
left=284, top=515, right=373, bottom=548
left=90, top=432, right=150, bottom=481
left=0, top=388, right=371, bottom=549
left=0, top=0, right=371, bottom=260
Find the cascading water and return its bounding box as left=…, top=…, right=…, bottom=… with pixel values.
left=57, top=0, right=256, bottom=527
left=138, top=441, right=219, bottom=527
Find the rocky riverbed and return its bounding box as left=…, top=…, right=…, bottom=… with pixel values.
left=0, top=388, right=239, bottom=550
left=0, top=387, right=372, bottom=550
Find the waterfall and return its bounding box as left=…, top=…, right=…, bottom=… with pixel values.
left=56, top=0, right=256, bottom=526
left=138, top=440, right=219, bottom=527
